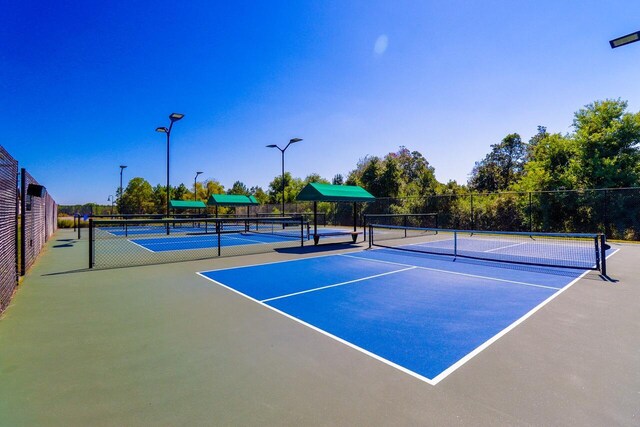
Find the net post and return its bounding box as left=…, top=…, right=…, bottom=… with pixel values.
left=88, top=219, right=94, bottom=268
left=78, top=215, right=81, bottom=239
left=454, top=230, right=458, bottom=258
left=363, top=214, right=367, bottom=242
left=600, top=234, right=607, bottom=276
left=300, top=216, right=304, bottom=247
left=216, top=220, right=221, bottom=256
left=404, top=215, right=407, bottom=238
left=368, top=224, right=372, bottom=248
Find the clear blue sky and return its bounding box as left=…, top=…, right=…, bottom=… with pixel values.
left=2, top=1, right=639, bottom=204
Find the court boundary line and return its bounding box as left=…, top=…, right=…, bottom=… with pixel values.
left=195, top=271, right=439, bottom=386
left=127, top=239, right=156, bottom=253
left=195, top=246, right=621, bottom=386
left=127, top=233, right=288, bottom=253
left=338, top=254, right=562, bottom=291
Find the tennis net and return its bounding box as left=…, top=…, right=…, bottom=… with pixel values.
left=89, top=216, right=308, bottom=269
left=368, top=224, right=607, bottom=273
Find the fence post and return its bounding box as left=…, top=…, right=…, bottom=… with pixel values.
left=404, top=214, right=408, bottom=238
left=20, top=168, right=26, bottom=276
left=603, top=189, right=609, bottom=238
left=216, top=220, right=221, bottom=256
left=529, top=192, right=532, bottom=232
left=88, top=219, right=94, bottom=268
left=470, top=193, right=474, bottom=230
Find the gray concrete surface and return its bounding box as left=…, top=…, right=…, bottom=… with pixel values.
left=0, top=228, right=638, bottom=426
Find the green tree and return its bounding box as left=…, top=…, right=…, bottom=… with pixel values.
left=332, top=174, right=344, bottom=185
left=572, top=99, right=640, bottom=188
left=359, top=156, right=383, bottom=196
left=514, top=132, right=578, bottom=191
left=378, top=155, right=402, bottom=197
left=203, top=179, right=225, bottom=200
left=173, top=183, right=189, bottom=200
left=267, top=173, right=304, bottom=204
left=249, top=186, right=269, bottom=204
left=119, top=177, right=154, bottom=214
left=469, top=133, right=527, bottom=192
left=227, top=181, right=249, bottom=195
left=303, top=173, right=329, bottom=184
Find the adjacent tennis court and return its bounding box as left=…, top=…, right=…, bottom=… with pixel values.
left=198, top=235, right=616, bottom=384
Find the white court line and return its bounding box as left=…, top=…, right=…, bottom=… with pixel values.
left=196, top=246, right=621, bottom=386
left=261, top=267, right=416, bottom=303
left=195, top=271, right=438, bottom=386
left=483, top=242, right=527, bottom=253
left=128, top=234, right=275, bottom=253
left=339, top=254, right=561, bottom=291
left=127, top=239, right=156, bottom=253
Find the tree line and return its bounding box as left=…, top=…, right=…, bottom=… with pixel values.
left=61, top=99, right=640, bottom=237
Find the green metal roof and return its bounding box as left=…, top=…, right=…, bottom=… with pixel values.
left=169, top=200, right=207, bottom=209
left=207, top=194, right=259, bottom=206
left=296, top=183, right=375, bottom=202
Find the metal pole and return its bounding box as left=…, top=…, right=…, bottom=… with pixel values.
left=281, top=149, right=285, bottom=216
left=194, top=176, right=197, bottom=201
left=89, top=219, right=94, bottom=268
left=166, top=130, right=170, bottom=219
left=20, top=168, right=26, bottom=276
left=353, top=202, right=357, bottom=232
left=529, top=192, right=532, bottom=232
left=313, top=201, right=318, bottom=241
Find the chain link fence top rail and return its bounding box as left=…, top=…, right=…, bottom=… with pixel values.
left=0, top=146, right=18, bottom=313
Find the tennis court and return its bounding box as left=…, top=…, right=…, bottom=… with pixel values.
left=198, top=231, right=616, bottom=384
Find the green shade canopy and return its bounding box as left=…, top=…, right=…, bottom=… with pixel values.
left=296, top=183, right=375, bottom=202
left=207, top=194, right=259, bottom=206
left=169, top=200, right=206, bottom=209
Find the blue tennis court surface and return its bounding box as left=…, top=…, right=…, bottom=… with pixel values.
left=113, top=227, right=354, bottom=252
left=130, top=232, right=300, bottom=252
left=197, top=248, right=608, bottom=385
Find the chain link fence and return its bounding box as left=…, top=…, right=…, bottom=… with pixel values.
left=1, top=148, right=58, bottom=314
left=253, top=188, right=639, bottom=241
left=89, top=217, right=308, bottom=269
left=0, top=147, right=18, bottom=313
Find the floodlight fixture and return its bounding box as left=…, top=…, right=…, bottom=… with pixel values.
left=266, top=137, right=304, bottom=216
left=169, top=112, right=185, bottom=122
left=194, top=171, right=203, bottom=201
left=610, top=31, right=640, bottom=49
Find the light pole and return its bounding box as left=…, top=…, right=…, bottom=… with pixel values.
left=194, top=171, right=203, bottom=201
left=119, top=165, right=127, bottom=209
left=266, top=138, right=302, bottom=216
left=107, top=195, right=114, bottom=216
left=156, top=113, right=185, bottom=220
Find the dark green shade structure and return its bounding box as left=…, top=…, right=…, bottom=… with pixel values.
left=296, top=183, right=375, bottom=202
left=207, top=194, right=259, bottom=217
left=207, top=194, right=259, bottom=206
left=169, top=200, right=206, bottom=209
left=296, top=183, right=375, bottom=239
